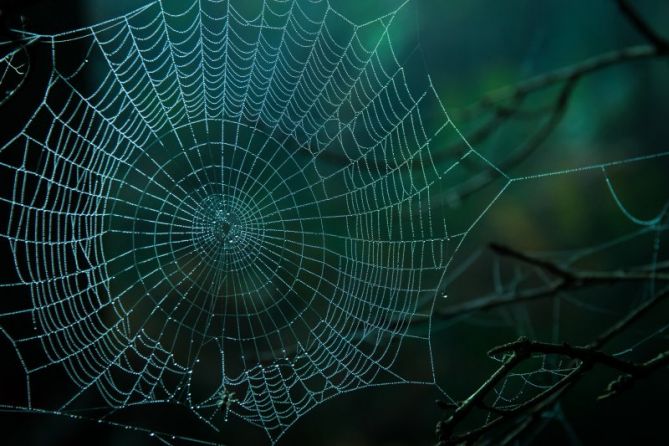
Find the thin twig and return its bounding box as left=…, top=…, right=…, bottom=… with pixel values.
left=434, top=243, right=669, bottom=444
left=488, top=338, right=664, bottom=377
left=436, top=350, right=528, bottom=443
left=444, top=79, right=577, bottom=203
left=615, top=0, right=669, bottom=52
left=434, top=244, right=669, bottom=320
left=460, top=45, right=663, bottom=121
left=437, top=287, right=669, bottom=444
left=488, top=243, right=572, bottom=281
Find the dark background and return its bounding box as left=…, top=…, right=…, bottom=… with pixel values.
left=0, top=0, right=668, bottom=445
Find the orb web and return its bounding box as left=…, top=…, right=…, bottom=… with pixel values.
left=0, top=0, right=503, bottom=443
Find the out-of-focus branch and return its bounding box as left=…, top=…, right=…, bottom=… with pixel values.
left=444, top=79, right=576, bottom=205
left=488, top=243, right=572, bottom=281
left=460, top=44, right=663, bottom=121
left=443, top=46, right=669, bottom=203
left=615, top=0, right=669, bottom=52
left=434, top=243, right=669, bottom=320
left=440, top=0, right=669, bottom=203
left=463, top=0, right=669, bottom=123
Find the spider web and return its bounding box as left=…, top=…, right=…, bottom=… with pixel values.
left=0, top=0, right=505, bottom=443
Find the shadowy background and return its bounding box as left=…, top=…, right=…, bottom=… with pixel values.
left=0, top=0, right=668, bottom=445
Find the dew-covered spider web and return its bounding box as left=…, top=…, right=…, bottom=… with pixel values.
left=0, top=0, right=508, bottom=443
left=3, top=0, right=667, bottom=444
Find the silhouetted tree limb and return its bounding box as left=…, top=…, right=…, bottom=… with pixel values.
left=615, top=0, right=669, bottom=52
left=443, top=0, right=669, bottom=204
left=490, top=338, right=669, bottom=392
left=435, top=285, right=669, bottom=445
left=434, top=243, right=669, bottom=320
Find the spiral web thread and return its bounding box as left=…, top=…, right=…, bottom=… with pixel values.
left=2, top=0, right=669, bottom=443
left=0, top=0, right=508, bottom=442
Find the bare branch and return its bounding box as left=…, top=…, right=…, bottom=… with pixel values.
left=434, top=244, right=669, bottom=320
left=433, top=3, right=669, bottom=445
left=488, top=338, right=655, bottom=376
left=615, top=0, right=669, bottom=52
left=435, top=281, right=669, bottom=444
left=436, top=350, right=528, bottom=443
left=488, top=243, right=572, bottom=281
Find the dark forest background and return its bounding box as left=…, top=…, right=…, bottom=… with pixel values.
left=0, top=0, right=668, bottom=445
